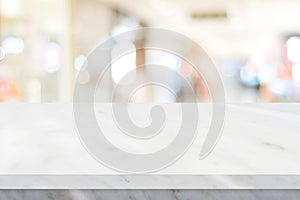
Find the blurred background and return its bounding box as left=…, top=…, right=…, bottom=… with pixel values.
left=0, top=0, right=300, bottom=102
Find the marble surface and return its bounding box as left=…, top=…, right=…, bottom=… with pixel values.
left=1, top=190, right=300, bottom=200
left=0, top=103, right=300, bottom=188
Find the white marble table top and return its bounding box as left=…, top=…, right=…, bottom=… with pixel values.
left=0, top=103, right=300, bottom=188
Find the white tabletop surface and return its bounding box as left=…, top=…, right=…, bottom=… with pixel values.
left=0, top=103, right=299, bottom=188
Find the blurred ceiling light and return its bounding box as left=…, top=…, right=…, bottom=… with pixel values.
left=43, top=42, right=61, bottom=73
left=286, top=37, right=300, bottom=63
left=2, top=36, right=24, bottom=54
left=0, top=47, right=5, bottom=60
left=74, top=55, right=88, bottom=71
left=292, top=63, right=300, bottom=84
left=0, top=0, right=21, bottom=17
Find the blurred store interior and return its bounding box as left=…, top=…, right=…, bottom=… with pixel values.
left=0, top=0, right=300, bottom=102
